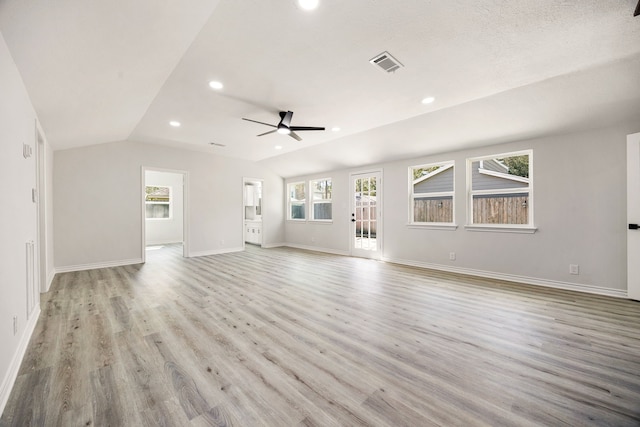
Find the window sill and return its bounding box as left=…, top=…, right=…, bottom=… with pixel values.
left=407, top=223, right=458, bottom=231
left=286, top=219, right=307, bottom=223
left=464, top=225, right=537, bottom=234
left=309, top=220, right=333, bottom=224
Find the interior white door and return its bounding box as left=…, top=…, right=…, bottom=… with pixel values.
left=628, top=133, right=640, bottom=300
left=350, top=171, right=382, bottom=259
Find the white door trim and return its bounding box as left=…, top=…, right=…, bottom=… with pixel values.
left=349, top=169, right=383, bottom=259
left=35, top=120, right=49, bottom=293
left=627, top=132, right=640, bottom=300
left=243, top=177, right=264, bottom=249
left=141, top=167, right=189, bottom=262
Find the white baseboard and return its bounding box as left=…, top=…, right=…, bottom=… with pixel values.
left=145, top=240, right=182, bottom=246
left=188, top=247, right=244, bottom=258
left=261, top=242, right=285, bottom=249
left=0, top=303, right=41, bottom=416
left=382, top=256, right=628, bottom=299
left=55, top=258, right=144, bottom=274
left=284, top=243, right=350, bottom=257
left=44, top=268, right=55, bottom=292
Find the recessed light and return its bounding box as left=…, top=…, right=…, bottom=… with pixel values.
left=298, top=0, right=319, bottom=10
left=208, top=81, right=223, bottom=90
left=275, top=145, right=283, bottom=150
left=331, top=127, right=341, bottom=132
left=421, top=97, right=435, bottom=105
left=169, top=121, right=181, bottom=127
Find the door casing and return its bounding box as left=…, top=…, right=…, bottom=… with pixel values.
left=350, top=170, right=383, bottom=259
left=141, top=167, right=189, bottom=262
left=627, top=132, right=640, bottom=300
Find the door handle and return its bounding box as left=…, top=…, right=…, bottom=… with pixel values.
left=630, top=224, right=639, bottom=230
left=351, top=219, right=356, bottom=222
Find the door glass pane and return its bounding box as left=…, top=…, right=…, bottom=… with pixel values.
left=353, top=174, right=379, bottom=254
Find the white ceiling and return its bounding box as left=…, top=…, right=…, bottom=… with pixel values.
left=1, top=0, right=639, bottom=177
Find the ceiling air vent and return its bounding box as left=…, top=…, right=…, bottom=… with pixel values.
left=370, top=51, right=403, bottom=73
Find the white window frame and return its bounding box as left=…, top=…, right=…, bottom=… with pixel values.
left=287, top=181, right=306, bottom=221
left=145, top=185, right=172, bottom=220
left=408, top=161, right=456, bottom=230
left=465, top=149, right=536, bottom=233
left=310, top=177, right=333, bottom=222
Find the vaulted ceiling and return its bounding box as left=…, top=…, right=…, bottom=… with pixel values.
left=1, top=0, right=639, bottom=177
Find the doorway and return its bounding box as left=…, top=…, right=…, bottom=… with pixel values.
left=350, top=171, right=382, bottom=259
left=243, top=178, right=263, bottom=247
left=142, top=168, right=188, bottom=261
left=627, top=132, right=640, bottom=300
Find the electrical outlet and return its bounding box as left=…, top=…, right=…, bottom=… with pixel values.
left=570, top=264, right=579, bottom=275
left=13, top=315, right=17, bottom=335
left=449, top=252, right=456, bottom=261
left=220, top=239, right=225, bottom=245
left=311, top=237, right=316, bottom=243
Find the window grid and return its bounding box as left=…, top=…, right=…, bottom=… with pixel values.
left=409, top=162, right=454, bottom=225
left=145, top=186, right=171, bottom=220
left=467, top=150, right=533, bottom=227
left=310, top=178, right=332, bottom=221
left=287, top=181, right=306, bottom=220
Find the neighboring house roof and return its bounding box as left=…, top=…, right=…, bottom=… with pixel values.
left=355, top=194, right=377, bottom=202
left=412, top=163, right=454, bottom=186
left=478, top=159, right=529, bottom=185
left=480, top=159, right=509, bottom=173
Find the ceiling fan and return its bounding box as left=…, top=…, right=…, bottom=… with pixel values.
left=242, top=111, right=325, bottom=141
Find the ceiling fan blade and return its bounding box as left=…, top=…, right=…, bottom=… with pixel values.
left=635, top=0, right=640, bottom=16
left=257, top=129, right=278, bottom=137
left=289, top=126, right=325, bottom=131
left=242, top=118, right=276, bottom=128
left=279, top=111, right=294, bottom=128
left=289, top=131, right=302, bottom=141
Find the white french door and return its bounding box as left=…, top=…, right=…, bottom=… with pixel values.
left=350, top=171, right=382, bottom=259
left=627, top=132, right=640, bottom=300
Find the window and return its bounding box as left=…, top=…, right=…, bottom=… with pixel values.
left=287, top=181, right=306, bottom=220
left=145, top=186, right=171, bottom=219
left=409, top=162, right=454, bottom=224
left=467, top=150, right=533, bottom=229
left=310, top=178, right=332, bottom=221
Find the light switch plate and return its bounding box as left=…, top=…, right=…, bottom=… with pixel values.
left=23, top=143, right=32, bottom=159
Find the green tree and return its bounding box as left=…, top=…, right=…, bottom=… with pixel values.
left=500, top=155, right=529, bottom=178
left=355, top=177, right=376, bottom=193
left=412, top=166, right=441, bottom=180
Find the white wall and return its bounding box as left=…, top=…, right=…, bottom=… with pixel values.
left=145, top=170, right=184, bottom=246
left=53, top=140, right=284, bottom=269
left=0, top=31, right=50, bottom=414
left=285, top=123, right=640, bottom=296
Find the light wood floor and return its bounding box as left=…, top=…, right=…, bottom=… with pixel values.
left=2, top=245, right=640, bottom=426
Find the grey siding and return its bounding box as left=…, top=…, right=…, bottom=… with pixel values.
left=472, top=161, right=528, bottom=191
left=481, top=159, right=509, bottom=173
left=414, top=167, right=453, bottom=193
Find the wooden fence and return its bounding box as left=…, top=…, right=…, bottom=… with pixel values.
left=355, top=200, right=377, bottom=236
left=473, top=194, right=528, bottom=224
left=413, top=198, right=453, bottom=223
